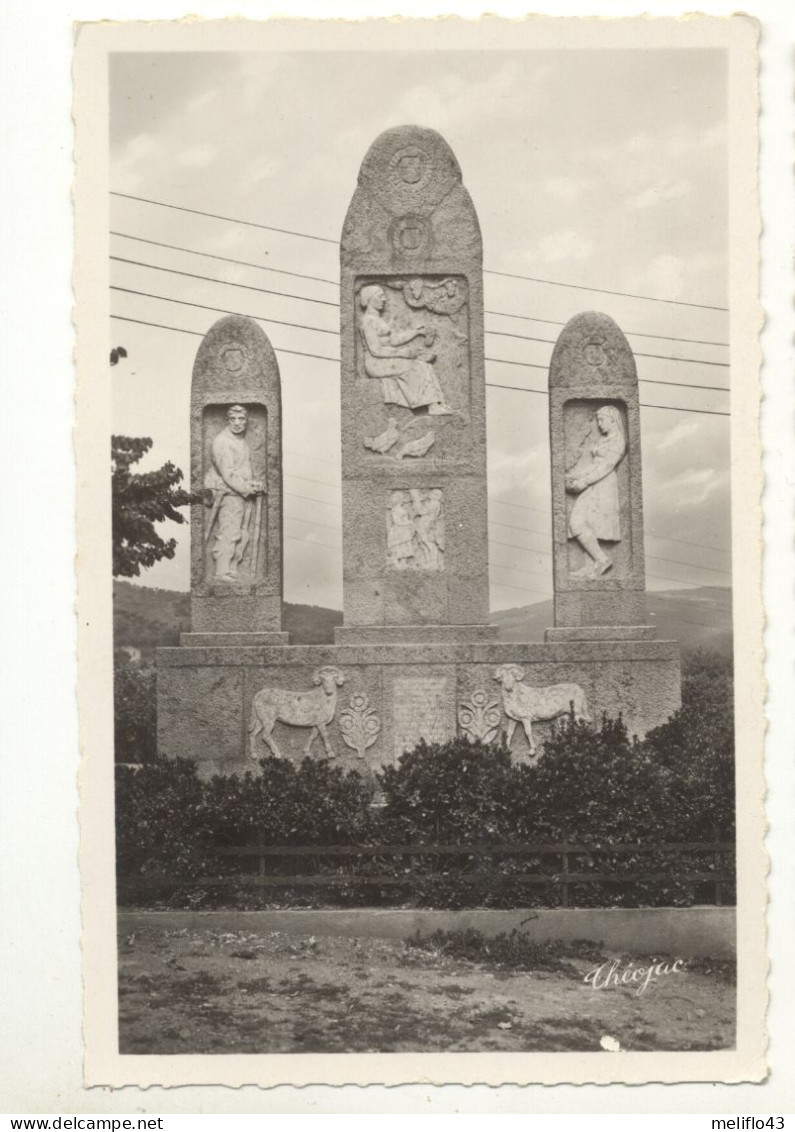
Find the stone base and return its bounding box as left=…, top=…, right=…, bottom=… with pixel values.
left=334, top=624, right=499, bottom=645
left=544, top=625, right=656, bottom=643
left=157, top=637, right=681, bottom=780
left=181, top=631, right=291, bottom=647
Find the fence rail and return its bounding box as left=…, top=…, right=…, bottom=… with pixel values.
left=131, top=839, right=734, bottom=907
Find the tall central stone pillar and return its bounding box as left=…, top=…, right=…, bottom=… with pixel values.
left=336, top=126, right=495, bottom=645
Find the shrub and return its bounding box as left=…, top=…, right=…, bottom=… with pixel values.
left=203, top=756, right=376, bottom=847
left=377, top=737, right=518, bottom=843
left=511, top=714, right=670, bottom=843
left=643, top=649, right=735, bottom=840
left=115, top=758, right=210, bottom=895
left=113, top=652, right=156, bottom=764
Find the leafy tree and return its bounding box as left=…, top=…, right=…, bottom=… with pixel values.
left=111, top=435, right=194, bottom=577
left=110, top=346, right=194, bottom=577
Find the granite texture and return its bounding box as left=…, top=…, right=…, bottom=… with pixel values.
left=334, top=624, right=499, bottom=645
left=181, top=631, right=290, bottom=648
left=189, top=316, right=284, bottom=634
left=157, top=639, right=681, bottom=778
left=340, top=127, right=489, bottom=631
left=544, top=625, right=656, bottom=642
left=548, top=312, right=647, bottom=627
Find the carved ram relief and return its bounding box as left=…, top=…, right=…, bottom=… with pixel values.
left=492, top=665, right=591, bottom=755
left=249, top=666, right=346, bottom=760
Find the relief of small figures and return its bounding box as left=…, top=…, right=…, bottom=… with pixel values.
left=386, top=488, right=445, bottom=571
left=565, top=404, right=627, bottom=580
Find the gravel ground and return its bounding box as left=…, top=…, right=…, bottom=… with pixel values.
left=118, top=923, right=735, bottom=1054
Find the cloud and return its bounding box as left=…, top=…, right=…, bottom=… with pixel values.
left=626, top=253, right=687, bottom=300
left=175, top=145, right=218, bottom=169
left=112, top=132, right=162, bottom=192
left=536, top=229, right=595, bottom=265
left=630, top=179, right=693, bottom=212
left=381, top=58, right=526, bottom=138
left=654, top=416, right=700, bottom=453
left=660, top=466, right=727, bottom=507
left=544, top=175, right=586, bottom=203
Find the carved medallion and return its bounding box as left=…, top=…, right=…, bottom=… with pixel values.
left=220, top=343, right=248, bottom=374
left=390, top=145, right=430, bottom=188
left=458, top=689, right=502, bottom=744
left=339, top=693, right=381, bottom=759
left=390, top=215, right=431, bottom=256
left=582, top=341, right=606, bottom=367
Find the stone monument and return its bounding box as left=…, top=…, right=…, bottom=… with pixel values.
left=547, top=310, right=648, bottom=634
left=185, top=314, right=287, bottom=645
left=337, top=125, right=493, bottom=643
left=157, top=131, right=681, bottom=780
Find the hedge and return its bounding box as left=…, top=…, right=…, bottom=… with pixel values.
left=115, top=652, right=735, bottom=909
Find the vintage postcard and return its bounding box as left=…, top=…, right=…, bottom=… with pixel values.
left=74, top=15, right=765, bottom=1088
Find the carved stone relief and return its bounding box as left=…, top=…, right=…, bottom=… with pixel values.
left=386, top=489, right=445, bottom=571
left=202, top=403, right=267, bottom=586
left=564, top=403, right=628, bottom=580
left=356, top=276, right=469, bottom=436
left=493, top=664, right=591, bottom=755
left=249, top=666, right=346, bottom=760
left=339, top=693, right=381, bottom=759
left=458, top=689, right=502, bottom=744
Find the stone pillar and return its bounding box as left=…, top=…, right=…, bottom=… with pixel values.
left=336, top=126, right=495, bottom=645
left=546, top=311, right=650, bottom=637
left=185, top=315, right=287, bottom=644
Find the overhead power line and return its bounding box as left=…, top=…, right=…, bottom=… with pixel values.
left=108, top=275, right=733, bottom=393
left=111, top=190, right=729, bottom=312
left=484, top=267, right=728, bottom=312
left=110, top=190, right=338, bottom=245
left=111, top=285, right=338, bottom=337
left=112, top=228, right=730, bottom=349
left=110, top=256, right=339, bottom=308
left=488, top=326, right=729, bottom=369
left=109, top=313, right=730, bottom=417
left=484, top=308, right=729, bottom=349
left=111, top=231, right=339, bottom=288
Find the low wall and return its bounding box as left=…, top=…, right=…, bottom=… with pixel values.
left=118, top=905, right=734, bottom=960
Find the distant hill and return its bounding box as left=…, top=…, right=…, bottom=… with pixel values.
left=115, top=581, right=731, bottom=659
left=113, top=581, right=342, bottom=654
left=491, top=585, right=733, bottom=658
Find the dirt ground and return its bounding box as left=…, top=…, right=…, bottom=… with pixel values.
left=118, top=924, right=735, bottom=1054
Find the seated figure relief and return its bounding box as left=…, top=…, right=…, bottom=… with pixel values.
left=358, top=283, right=453, bottom=415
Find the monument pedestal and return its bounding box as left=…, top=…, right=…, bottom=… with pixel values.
left=157, top=636, right=681, bottom=780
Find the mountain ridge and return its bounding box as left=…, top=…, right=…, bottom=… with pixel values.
left=114, top=580, right=732, bottom=658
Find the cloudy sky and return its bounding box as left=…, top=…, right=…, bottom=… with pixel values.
left=110, top=47, right=731, bottom=611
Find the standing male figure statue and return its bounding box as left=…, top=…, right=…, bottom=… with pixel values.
left=204, top=404, right=265, bottom=583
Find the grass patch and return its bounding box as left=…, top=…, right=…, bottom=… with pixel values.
left=404, top=928, right=605, bottom=973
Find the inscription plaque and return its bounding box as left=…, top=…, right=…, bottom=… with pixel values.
left=393, top=675, right=453, bottom=759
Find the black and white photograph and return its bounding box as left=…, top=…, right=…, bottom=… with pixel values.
left=72, top=15, right=765, bottom=1088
